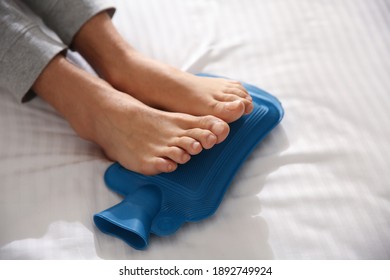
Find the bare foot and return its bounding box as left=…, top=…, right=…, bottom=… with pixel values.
left=92, top=91, right=230, bottom=175
left=72, top=12, right=254, bottom=123
left=107, top=53, right=254, bottom=123
left=33, top=55, right=229, bottom=175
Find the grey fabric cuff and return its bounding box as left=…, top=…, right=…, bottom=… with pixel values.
left=23, top=0, right=116, bottom=46
left=0, top=0, right=67, bottom=103
left=0, top=25, right=67, bottom=102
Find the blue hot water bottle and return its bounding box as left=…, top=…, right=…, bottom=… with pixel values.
left=94, top=74, right=284, bottom=250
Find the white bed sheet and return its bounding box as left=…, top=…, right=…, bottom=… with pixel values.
left=1, top=0, right=390, bottom=259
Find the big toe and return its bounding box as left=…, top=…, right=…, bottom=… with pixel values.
left=215, top=100, right=245, bottom=123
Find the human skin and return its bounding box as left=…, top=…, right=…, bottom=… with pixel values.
left=32, top=54, right=231, bottom=175
left=32, top=11, right=254, bottom=175
left=72, top=12, right=254, bottom=123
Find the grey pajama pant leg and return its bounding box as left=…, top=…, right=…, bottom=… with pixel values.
left=0, top=0, right=115, bottom=102
left=22, top=0, right=115, bottom=47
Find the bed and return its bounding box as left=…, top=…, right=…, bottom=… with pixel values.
left=1, top=0, right=389, bottom=259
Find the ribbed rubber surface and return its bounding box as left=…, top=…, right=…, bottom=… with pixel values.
left=101, top=74, right=284, bottom=236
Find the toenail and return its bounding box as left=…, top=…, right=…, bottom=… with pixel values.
left=246, top=95, right=252, bottom=101
left=183, top=154, right=191, bottom=162
left=207, top=134, right=217, bottom=146
left=167, top=163, right=174, bottom=172
left=245, top=103, right=254, bottom=114
left=192, top=141, right=201, bottom=151
left=213, top=121, right=226, bottom=135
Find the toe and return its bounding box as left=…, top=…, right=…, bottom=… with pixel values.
left=154, top=157, right=178, bottom=174
left=224, top=86, right=249, bottom=99
left=186, top=128, right=217, bottom=149
left=206, top=133, right=218, bottom=148
left=224, top=84, right=253, bottom=112
left=229, top=80, right=242, bottom=85
left=209, top=120, right=229, bottom=144
left=218, top=90, right=253, bottom=117
left=135, top=157, right=177, bottom=175
left=245, top=101, right=254, bottom=114
left=191, top=141, right=202, bottom=154
left=229, top=81, right=250, bottom=95
left=198, top=116, right=230, bottom=144
left=173, top=136, right=202, bottom=155
left=213, top=100, right=245, bottom=122
left=225, top=99, right=245, bottom=111
left=164, top=146, right=191, bottom=164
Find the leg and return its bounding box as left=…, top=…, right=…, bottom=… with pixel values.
left=1, top=0, right=228, bottom=175
left=72, top=12, right=254, bottom=123
left=32, top=54, right=229, bottom=175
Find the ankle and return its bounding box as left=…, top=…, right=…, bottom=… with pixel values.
left=102, top=49, right=143, bottom=87
left=72, top=11, right=138, bottom=79
left=33, top=54, right=116, bottom=142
